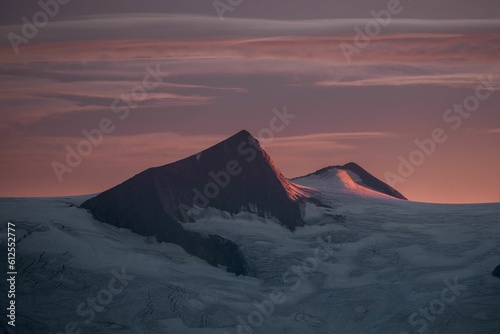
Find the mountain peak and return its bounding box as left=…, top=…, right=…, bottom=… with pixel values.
left=342, top=162, right=362, bottom=170
left=191, top=129, right=260, bottom=163
left=166, top=129, right=308, bottom=226
left=82, top=129, right=308, bottom=229
left=214, top=129, right=256, bottom=148
left=335, top=163, right=407, bottom=200
left=231, top=129, right=253, bottom=140
left=294, top=162, right=407, bottom=200
left=79, top=131, right=407, bottom=274
left=81, top=130, right=311, bottom=274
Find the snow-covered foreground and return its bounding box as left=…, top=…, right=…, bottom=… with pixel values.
left=1, top=171, right=499, bottom=333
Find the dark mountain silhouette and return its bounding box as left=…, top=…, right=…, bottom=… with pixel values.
left=81, top=130, right=309, bottom=275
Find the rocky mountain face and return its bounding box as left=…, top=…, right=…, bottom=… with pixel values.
left=81, top=130, right=310, bottom=275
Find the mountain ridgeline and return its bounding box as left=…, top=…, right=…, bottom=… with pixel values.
left=81, top=130, right=310, bottom=275
left=300, top=162, right=407, bottom=200
left=81, top=130, right=406, bottom=276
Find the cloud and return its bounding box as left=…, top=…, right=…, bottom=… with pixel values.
left=0, top=131, right=225, bottom=162
left=1, top=130, right=392, bottom=165
left=483, top=128, right=500, bottom=134
left=259, top=131, right=394, bottom=153
left=2, top=33, right=499, bottom=96
left=0, top=59, right=248, bottom=127
left=2, top=33, right=500, bottom=66
left=316, top=73, right=500, bottom=89
left=2, top=14, right=500, bottom=44
left=2, top=15, right=499, bottom=94
left=1, top=14, right=498, bottom=139
left=269, top=131, right=394, bottom=143
left=1, top=14, right=500, bottom=65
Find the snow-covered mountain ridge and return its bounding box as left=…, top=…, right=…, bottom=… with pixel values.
left=1, top=130, right=499, bottom=334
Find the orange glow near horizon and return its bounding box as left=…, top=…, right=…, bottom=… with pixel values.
left=1, top=15, right=499, bottom=204
left=0, top=130, right=499, bottom=204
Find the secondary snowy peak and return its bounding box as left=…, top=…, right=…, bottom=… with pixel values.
left=338, top=162, right=407, bottom=200
left=294, top=162, right=407, bottom=200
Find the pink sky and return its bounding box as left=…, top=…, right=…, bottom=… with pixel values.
left=1, top=5, right=499, bottom=203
